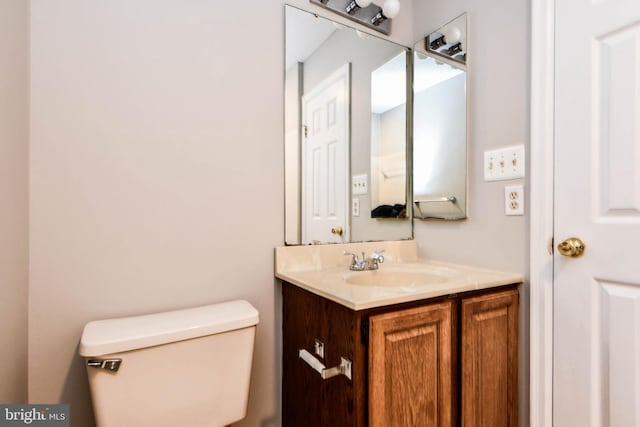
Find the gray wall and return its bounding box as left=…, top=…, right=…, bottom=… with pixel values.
left=0, top=0, right=29, bottom=404
left=411, top=2, right=530, bottom=426
left=29, top=1, right=283, bottom=425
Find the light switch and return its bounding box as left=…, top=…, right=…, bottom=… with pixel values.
left=352, top=174, right=368, bottom=195
left=484, top=145, right=525, bottom=181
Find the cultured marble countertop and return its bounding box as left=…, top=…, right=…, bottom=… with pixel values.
left=275, top=241, right=524, bottom=311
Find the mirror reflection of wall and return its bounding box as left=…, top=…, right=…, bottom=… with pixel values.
left=370, top=52, right=408, bottom=220
left=284, top=5, right=412, bottom=245
left=413, top=14, right=468, bottom=220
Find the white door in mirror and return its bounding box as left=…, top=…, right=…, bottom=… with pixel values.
left=301, top=64, right=350, bottom=244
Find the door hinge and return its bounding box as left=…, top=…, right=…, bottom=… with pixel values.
left=303, top=125, right=308, bottom=138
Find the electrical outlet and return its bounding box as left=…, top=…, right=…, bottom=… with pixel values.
left=505, top=185, right=524, bottom=215
left=352, top=174, right=368, bottom=195
left=484, top=145, right=525, bottom=181
left=352, top=198, right=360, bottom=217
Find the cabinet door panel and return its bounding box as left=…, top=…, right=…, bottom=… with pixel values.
left=369, top=301, right=453, bottom=427
left=461, top=289, right=518, bottom=427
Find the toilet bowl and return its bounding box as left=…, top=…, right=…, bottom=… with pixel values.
left=79, top=300, right=259, bottom=427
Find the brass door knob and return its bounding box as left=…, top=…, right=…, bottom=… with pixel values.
left=557, top=237, right=586, bottom=257
left=331, top=226, right=343, bottom=237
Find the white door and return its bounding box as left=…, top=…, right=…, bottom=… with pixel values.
left=301, top=63, right=350, bottom=244
left=554, top=0, right=640, bottom=425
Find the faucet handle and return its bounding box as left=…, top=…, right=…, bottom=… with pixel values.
left=372, top=249, right=385, bottom=263
left=343, top=251, right=359, bottom=262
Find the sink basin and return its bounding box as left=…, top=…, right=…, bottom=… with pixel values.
left=345, top=269, right=448, bottom=287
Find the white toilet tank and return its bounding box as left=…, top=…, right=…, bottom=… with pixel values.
left=79, top=300, right=259, bottom=427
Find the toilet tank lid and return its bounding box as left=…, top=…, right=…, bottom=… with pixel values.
left=79, top=300, right=259, bottom=357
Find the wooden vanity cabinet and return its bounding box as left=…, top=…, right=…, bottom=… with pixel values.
left=461, top=289, right=519, bottom=426
left=282, top=282, right=519, bottom=427
left=369, top=301, right=455, bottom=427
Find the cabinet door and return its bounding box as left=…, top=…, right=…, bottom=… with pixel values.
left=461, top=288, right=518, bottom=427
left=369, top=301, right=454, bottom=427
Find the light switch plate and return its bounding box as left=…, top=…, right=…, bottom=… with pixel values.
left=484, top=145, right=525, bottom=181
left=505, top=185, right=524, bottom=215
left=352, top=174, right=368, bottom=195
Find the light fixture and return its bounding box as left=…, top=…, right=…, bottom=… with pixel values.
left=424, top=13, right=467, bottom=66
left=382, top=0, right=400, bottom=19
left=446, top=42, right=462, bottom=56
left=309, top=0, right=397, bottom=35
left=370, top=0, right=400, bottom=27
left=370, top=11, right=385, bottom=26
left=345, top=0, right=360, bottom=15
left=443, top=26, right=461, bottom=45
left=429, top=35, right=446, bottom=50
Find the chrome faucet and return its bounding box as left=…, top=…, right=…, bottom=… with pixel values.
left=344, top=250, right=385, bottom=271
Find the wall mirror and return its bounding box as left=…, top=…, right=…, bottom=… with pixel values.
left=284, top=5, right=412, bottom=245
left=413, top=13, right=468, bottom=220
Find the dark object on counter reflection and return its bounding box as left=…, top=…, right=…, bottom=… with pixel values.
left=371, top=204, right=407, bottom=218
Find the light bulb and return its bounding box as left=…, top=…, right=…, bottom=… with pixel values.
left=382, top=0, right=400, bottom=18
left=355, top=0, right=372, bottom=7
left=443, top=26, right=462, bottom=45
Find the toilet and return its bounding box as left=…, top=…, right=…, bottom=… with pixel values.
left=79, top=300, right=259, bottom=427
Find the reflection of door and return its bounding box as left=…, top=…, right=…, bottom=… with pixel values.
left=554, top=0, right=640, bottom=424
left=301, top=64, right=350, bottom=244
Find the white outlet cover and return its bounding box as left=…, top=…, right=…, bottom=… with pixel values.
left=352, top=198, right=360, bottom=217
left=484, top=145, right=525, bottom=181
left=504, top=185, right=524, bottom=215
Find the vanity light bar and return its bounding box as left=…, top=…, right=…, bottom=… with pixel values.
left=309, top=0, right=392, bottom=35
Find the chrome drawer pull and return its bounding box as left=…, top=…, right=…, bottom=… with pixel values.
left=298, top=349, right=352, bottom=381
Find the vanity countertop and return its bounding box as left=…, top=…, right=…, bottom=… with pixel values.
left=275, top=241, right=523, bottom=310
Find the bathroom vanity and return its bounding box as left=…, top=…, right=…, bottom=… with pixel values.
left=276, top=241, right=521, bottom=427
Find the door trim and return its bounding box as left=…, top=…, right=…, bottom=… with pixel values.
left=529, top=0, right=554, bottom=425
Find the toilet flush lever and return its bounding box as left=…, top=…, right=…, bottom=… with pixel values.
left=87, top=358, right=122, bottom=372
